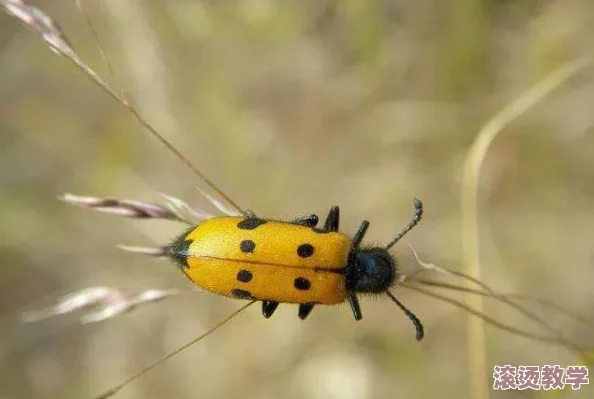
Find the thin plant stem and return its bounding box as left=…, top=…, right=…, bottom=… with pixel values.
left=461, top=58, right=588, bottom=399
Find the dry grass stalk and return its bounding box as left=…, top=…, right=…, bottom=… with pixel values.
left=461, top=59, right=589, bottom=399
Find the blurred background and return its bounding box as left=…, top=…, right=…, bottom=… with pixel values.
left=1, top=1, right=593, bottom=398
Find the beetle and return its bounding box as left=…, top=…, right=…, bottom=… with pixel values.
left=167, top=200, right=425, bottom=340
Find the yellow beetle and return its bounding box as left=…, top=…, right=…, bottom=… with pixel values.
left=168, top=200, right=425, bottom=340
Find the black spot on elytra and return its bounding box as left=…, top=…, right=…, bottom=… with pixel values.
left=237, top=218, right=268, bottom=230
left=231, top=289, right=253, bottom=299
left=294, top=277, right=311, bottom=290
left=240, top=240, right=256, bottom=253
left=312, top=227, right=330, bottom=234
left=237, top=270, right=253, bottom=283
left=297, top=243, right=314, bottom=258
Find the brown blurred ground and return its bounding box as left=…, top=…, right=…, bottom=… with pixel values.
left=1, top=1, right=593, bottom=398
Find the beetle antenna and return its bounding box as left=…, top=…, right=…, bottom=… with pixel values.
left=386, top=199, right=423, bottom=250
left=386, top=291, right=424, bottom=341
left=91, top=300, right=256, bottom=399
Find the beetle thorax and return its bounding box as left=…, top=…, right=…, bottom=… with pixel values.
left=345, top=247, right=396, bottom=294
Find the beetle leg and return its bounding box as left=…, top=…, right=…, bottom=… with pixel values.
left=292, top=214, right=319, bottom=227
left=298, top=303, right=315, bottom=320
left=351, top=221, right=370, bottom=248
left=323, top=206, right=340, bottom=232
left=348, top=294, right=362, bottom=320
left=262, top=301, right=280, bottom=318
